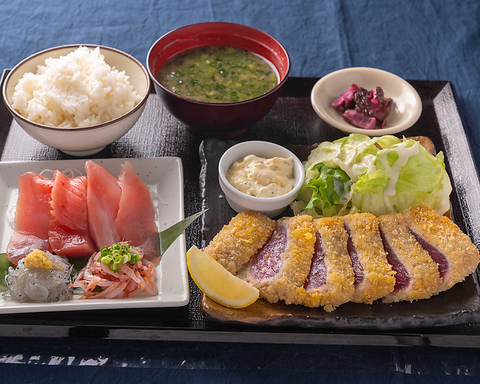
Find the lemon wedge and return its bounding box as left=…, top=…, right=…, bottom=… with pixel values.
left=187, top=245, right=259, bottom=309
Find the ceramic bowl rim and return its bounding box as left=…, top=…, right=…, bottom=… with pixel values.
left=146, top=21, right=291, bottom=107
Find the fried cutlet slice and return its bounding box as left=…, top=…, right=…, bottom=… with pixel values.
left=379, top=211, right=442, bottom=303
left=243, top=215, right=315, bottom=305
left=204, top=211, right=276, bottom=275
left=302, top=217, right=355, bottom=312
left=343, top=213, right=395, bottom=304
left=402, top=205, right=480, bottom=292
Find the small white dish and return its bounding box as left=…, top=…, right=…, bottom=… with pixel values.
left=311, top=67, right=422, bottom=136
left=0, top=157, right=188, bottom=314
left=2, top=44, right=150, bottom=156
left=218, top=141, right=304, bottom=218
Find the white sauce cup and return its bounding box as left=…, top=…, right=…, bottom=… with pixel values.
left=218, top=141, right=305, bottom=218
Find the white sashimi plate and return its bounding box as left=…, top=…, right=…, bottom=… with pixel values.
left=0, top=157, right=189, bottom=313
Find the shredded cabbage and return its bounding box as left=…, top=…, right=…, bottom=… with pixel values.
left=291, top=134, right=452, bottom=217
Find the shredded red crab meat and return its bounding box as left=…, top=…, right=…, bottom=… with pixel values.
left=71, top=247, right=158, bottom=299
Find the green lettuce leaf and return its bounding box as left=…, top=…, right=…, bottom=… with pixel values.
left=304, top=163, right=351, bottom=217
left=352, top=140, right=451, bottom=216
left=291, top=134, right=452, bottom=217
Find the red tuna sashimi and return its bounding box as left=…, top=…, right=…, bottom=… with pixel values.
left=85, top=160, right=122, bottom=249
left=48, top=171, right=96, bottom=258
left=6, top=172, right=54, bottom=265
left=115, top=161, right=160, bottom=263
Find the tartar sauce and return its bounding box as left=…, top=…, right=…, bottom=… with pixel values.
left=226, top=155, right=295, bottom=197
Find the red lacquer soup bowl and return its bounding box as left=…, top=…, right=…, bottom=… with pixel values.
left=146, top=22, right=290, bottom=138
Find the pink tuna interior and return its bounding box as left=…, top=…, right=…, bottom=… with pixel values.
left=249, top=225, right=287, bottom=279
left=344, top=223, right=364, bottom=287
left=410, top=229, right=449, bottom=278
left=380, top=228, right=410, bottom=293
left=304, top=232, right=327, bottom=291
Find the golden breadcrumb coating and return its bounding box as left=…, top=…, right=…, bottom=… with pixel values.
left=248, top=215, right=315, bottom=305
left=402, top=205, right=480, bottom=292
left=343, top=213, right=395, bottom=304
left=203, top=203, right=480, bottom=312
left=302, top=217, right=355, bottom=312
left=379, top=211, right=442, bottom=303
left=204, top=211, right=276, bottom=274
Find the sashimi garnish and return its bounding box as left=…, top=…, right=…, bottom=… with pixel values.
left=4, top=249, right=75, bottom=303
left=40, top=168, right=84, bottom=179
left=71, top=243, right=158, bottom=299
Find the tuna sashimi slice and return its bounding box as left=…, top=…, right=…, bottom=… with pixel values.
left=6, top=172, right=54, bottom=265
left=48, top=171, right=96, bottom=258
left=115, top=161, right=160, bottom=263
left=85, top=160, right=122, bottom=249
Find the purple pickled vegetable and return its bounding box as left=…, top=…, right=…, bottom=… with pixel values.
left=353, top=87, right=375, bottom=117
left=331, top=84, right=394, bottom=129
left=332, top=84, right=359, bottom=111
left=371, top=87, right=393, bottom=126
left=343, top=109, right=377, bottom=129
left=332, top=94, right=346, bottom=111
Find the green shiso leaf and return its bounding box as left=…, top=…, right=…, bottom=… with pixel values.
left=159, top=210, right=207, bottom=256
left=0, top=253, right=12, bottom=289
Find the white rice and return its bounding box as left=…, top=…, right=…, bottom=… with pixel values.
left=11, top=46, right=141, bottom=128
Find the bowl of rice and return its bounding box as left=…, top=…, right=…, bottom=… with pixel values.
left=2, top=44, right=150, bottom=156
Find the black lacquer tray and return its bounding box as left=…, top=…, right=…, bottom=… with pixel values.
left=2, top=69, right=480, bottom=347
left=199, top=137, right=480, bottom=330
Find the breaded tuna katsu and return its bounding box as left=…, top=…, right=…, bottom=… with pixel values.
left=203, top=206, right=480, bottom=311
left=302, top=217, right=355, bottom=312
left=242, top=215, right=316, bottom=305
left=402, top=205, right=480, bottom=293
left=343, top=213, right=396, bottom=304
left=204, top=211, right=276, bottom=275
left=379, top=212, right=443, bottom=303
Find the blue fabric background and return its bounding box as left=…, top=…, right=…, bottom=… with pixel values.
left=1, top=0, right=480, bottom=382
left=2, top=0, right=479, bottom=170
left=0, top=0, right=480, bottom=172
